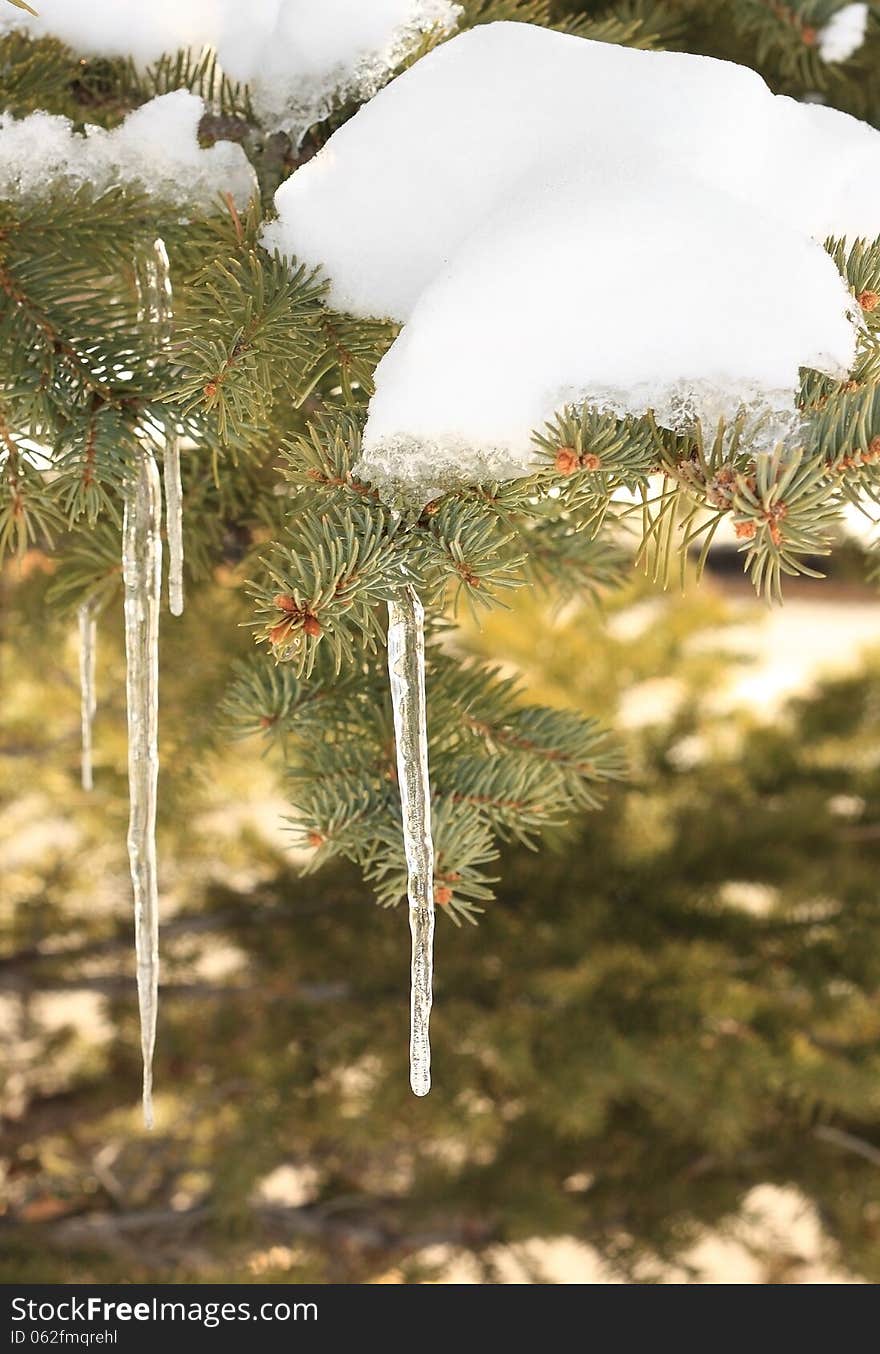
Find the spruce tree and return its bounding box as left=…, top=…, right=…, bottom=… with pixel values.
left=1, top=0, right=878, bottom=1116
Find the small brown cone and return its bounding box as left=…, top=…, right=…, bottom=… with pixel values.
left=554, top=447, right=579, bottom=475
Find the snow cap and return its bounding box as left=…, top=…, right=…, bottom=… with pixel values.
left=818, top=3, right=869, bottom=63
left=0, top=0, right=462, bottom=141
left=0, top=91, right=256, bottom=211
left=266, top=23, right=879, bottom=489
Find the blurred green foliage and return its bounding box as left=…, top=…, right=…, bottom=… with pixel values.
left=2, top=558, right=880, bottom=1282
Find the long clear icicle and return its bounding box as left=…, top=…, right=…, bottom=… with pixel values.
left=387, top=586, right=435, bottom=1096
left=77, top=602, right=97, bottom=792
left=122, top=450, right=163, bottom=1129
left=163, top=435, right=184, bottom=616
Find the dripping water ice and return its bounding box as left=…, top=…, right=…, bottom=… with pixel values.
left=122, top=450, right=163, bottom=1129
left=164, top=435, right=184, bottom=616
left=138, top=238, right=185, bottom=615
left=77, top=602, right=97, bottom=791
left=122, top=238, right=173, bottom=1129
left=386, top=585, right=435, bottom=1096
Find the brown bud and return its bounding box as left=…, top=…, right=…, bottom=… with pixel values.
left=801, top=25, right=817, bottom=46
left=579, top=452, right=601, bottom=472
left=734, top=520, right=757, bottom=540
left=307, top=831, right=325, bottom=848
left=554, top=447, right=579, bottom=475
left=272, top=594, right=298, bottom=613
left=204, top=382, right=218, bottom=398
left=858, top=291, right=879, bottom=313
left=302, top=614, right=322, bottom=638
left=434, top=886, right=454, bottom=906
left=268, top=618, right=295, bottom=647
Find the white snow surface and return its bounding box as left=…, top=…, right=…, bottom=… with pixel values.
left=819, top=4, right=869, bottom=63
left=0, top=0, right=462, bottom=138
left=0, top=91, right=256, bottom=210
left=265, top=22, right=879, bottom=490
left=362, top=160, right=857, bottom=487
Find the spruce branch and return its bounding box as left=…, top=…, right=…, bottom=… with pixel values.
left=46, top=520, right=122, bottom=615
left=363, top=799, right=499, bottom=924
left=459, top=703, right=629, bottom=810
left=172, top=246, right=328, bottom=440
left=730, top=0, right=850, bottom=84
left=255, top=502, right=410, bottom=675
left=732, top=445, right=842, bottom=599
left=422, top=496, right=526, bottom=610
left=221, top=651, right=361, bottom=743
left=0, top=404, right=60, bottom=555
left=224, top=605, right=623, bottom=916
left=0, top=31, right=77, bottom=118
left=135, top=48, right=254, bottom=122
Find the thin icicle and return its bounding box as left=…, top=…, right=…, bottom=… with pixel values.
left=387, top=585, right=435, bottom=1096
left=138, top=237, right=184, bottom=616
left=122, top=449, right=163, bottom=1129
left=77, top=602, right=97, bottom=792
left=138, top=237, right=173, bottom=333
left=163, top=435, right=184, bottom=615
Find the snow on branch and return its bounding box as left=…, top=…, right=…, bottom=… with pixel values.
left=819, top=3, right=869, bottom=63
left=0, top=90, right=255, bottom=210
left=0, top=0, right=462, bottom=139
left=265, top=22, right=880, bottom=492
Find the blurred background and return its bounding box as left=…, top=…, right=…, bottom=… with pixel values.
left=3, top=520, right=880, bottom=1285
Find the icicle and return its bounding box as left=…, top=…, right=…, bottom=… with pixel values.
left=138, top=237, right=173, bottom=333
left=122, top=450, right=163, bottom=1129
left=163, top=435, right=184, bottom=616
left=387, top=585, right=435, bottom=1096
left=77, top=602, right=97, bottom=792
left=138, top=237, right=185, bottom=616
